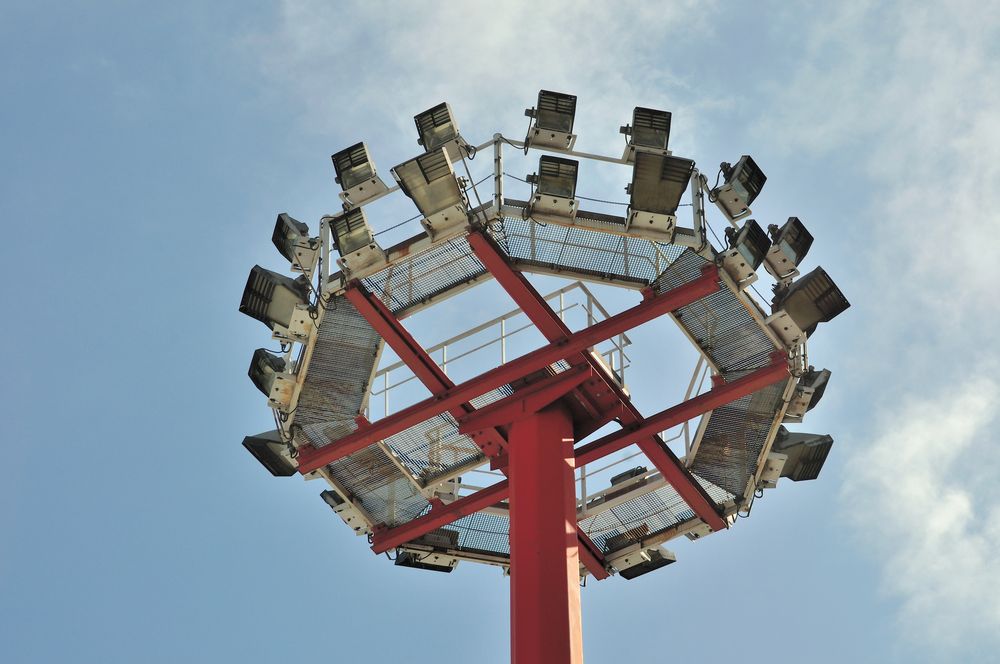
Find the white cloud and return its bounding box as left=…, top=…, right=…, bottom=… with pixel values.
left=243, top=0, right=722, bottom=156
left=761, top=2, right=1000, bottom=652
left=843, top=377, right=1000, bottom=648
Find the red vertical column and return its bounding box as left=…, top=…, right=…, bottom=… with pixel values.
left=508, top=405, right=583, bottom=664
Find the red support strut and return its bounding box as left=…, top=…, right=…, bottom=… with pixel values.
left=508, top=405, right=584, bottom=664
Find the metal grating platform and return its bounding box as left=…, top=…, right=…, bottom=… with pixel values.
left=493, top=205, right=686, bottom=287
left=361, top=235, right=489, bottom=317
left=292, top=295, right=383, bottom=449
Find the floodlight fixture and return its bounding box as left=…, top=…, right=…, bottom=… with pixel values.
left=330, top=207, right=384, bottom=274
left=392, top=148, right=468, bottom=238
left=525, top=90, right=577, bottom=150
left=620, top=107, right=672, bottom=161
left=711, top=155, right=766, bottom=221
left=239, top=265, right=313, bottom=341
left=719, top=218, right=770, bottom=286
left=768, top=426, right=834, bottom=482
left=242, top=429, right=296, bottom=477
left=395, top=549, right=459, bottom=573
left=272, top=213, right=319, bottom=273
left=527, top=155, right=579, bottom=221
left=609, top=545, right=676, bottom=580
left=321, top=489, right=369, bottom=534
left=772, top=266, right=850, bottom=338
left=414, top=102, right=467, bottom=162
left=784, top=367, right=832, bottom=423
left=248, top=348, right=295, bottom=411
left=625, top=153, right=694, bottom=237
left=331, top=142, right=389, bottom=206
left=764, top=217, right=814, bottom=282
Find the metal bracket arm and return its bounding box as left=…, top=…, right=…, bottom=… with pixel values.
left=295, top=268, right=718, bottom=474
left=467, top=229, right=728, bottom=531
left=457, top=366, right=593, bottom=435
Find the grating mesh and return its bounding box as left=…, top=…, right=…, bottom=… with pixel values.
left=492, top=209, right=685, bottom=286
left=689, top=378, right=786, bottom=498
left=361, top=235, right=488, bottom=316
left=650, top=249, right=787, bottom=502
left=293, top=295, right=382, bottom=447
left=578, top=474, right=733, bottom=554
left=325, top=443, right=429, bottom=527
left=447, top=510, right=511, bottom=557
left=381, top=384, right=514, bottom=486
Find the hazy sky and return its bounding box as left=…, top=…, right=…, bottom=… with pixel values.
left=3, top=2, right=999, bottom=662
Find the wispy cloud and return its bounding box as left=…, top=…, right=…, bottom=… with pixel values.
left=843, top=378, right=1000, bottom=648
left=242, top=0, right=721, bottom=156
left=761, top=2, right=1000, bottom=652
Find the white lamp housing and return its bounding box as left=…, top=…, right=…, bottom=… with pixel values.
left=608, top=545, right=676, bottom=580
left=414, top=102, right=467, bottom=163
left=248, top=348, right=296, bottom=411
left=620, top=106, right=671, bottom=162
left=772, top=266, right=850, bottom=337
left=784, top=367, right=831, bottom=423
left=764, top=216, right=814, bottom=282
left=239, top=265, right=314, bottom=342
left=272, top=213, right=319, bottom=273
left=330, top=207, right=385, bottom=274
left=331, top=142, right=389, bottom=207
left=525, top=90, right=577, bottom=150
left=392, top=148, right=468, bottom=239
left=242, top=429, right=297, bottom=477
left=711, top=155, right=767, bottom=221
left=720, top=218, right=770, bottom=287
left=528, top=155, right=579, bottom=222
left=321, top=490, right=370, bottom=535
left=626, top=153, right=694, bottom=238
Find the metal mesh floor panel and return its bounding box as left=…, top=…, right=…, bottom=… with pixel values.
left=493, top=212, right=685, bottom=286
left=293, top=295, right=382, bottom=448
left=689, top=378, right=787, bottom=499
left=578, top=474, right=732, bottom=554
left=325, top=443, right=429, bottom=527
left=361, top=235, right=488, bottom=316
left=447, top=510, right=511, bottom=557
left=381, top=386, right=513, bottom=486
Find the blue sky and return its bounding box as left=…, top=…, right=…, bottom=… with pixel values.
left=3, top=2, right=999, bottom=662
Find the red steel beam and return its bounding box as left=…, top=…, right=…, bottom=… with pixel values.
left=577, top=531, right=610, bottom=581
left=574, top=358, right=790, bottom=466
left=467, top=229, right=729, bottom=531
left=372, top=480, right=510, bottom=553
left=508, top=405, right=583, bottom=663
left=457, top=366, right=593, bottom=435
left=344, top=282, right=508, bottom=457
left=368, top=359, right=787, bottom=558
left=295, top=268, right=718, bottom=474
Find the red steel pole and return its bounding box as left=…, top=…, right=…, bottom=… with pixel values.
left=508, top=405, right=583, bottom=664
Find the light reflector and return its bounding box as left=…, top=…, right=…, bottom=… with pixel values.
left=332, top=142, right=376, bottom=190
left=239, top=265, right=310, bottom=331
left=392, top=148, right=467, bottom=236
left=331, top=208, right=374, bottom=256
left=242, top=430, right=296, bottom=477
left=772, top=267, right=850, bottom=337
left=526, top=90, right=577, bottom=150
left=621, top=106, right=671, bottom=153
left=272, top=213, right=318, bottom=272
left=720, top=218, right=770, bottom=284
left=536, top=155, right=578, bottom=199
left=771, top=426, right=834, bottom=482
left=628, top=153, right=693, bottom=213
left=414, top=102, right=459, bottom=153
left=765, top=217, right=814, bottom=280
left=711, top=155, right=767, bottom=220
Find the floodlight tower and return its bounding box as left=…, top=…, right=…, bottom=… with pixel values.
left=236, top=93, right=849, bottom=664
